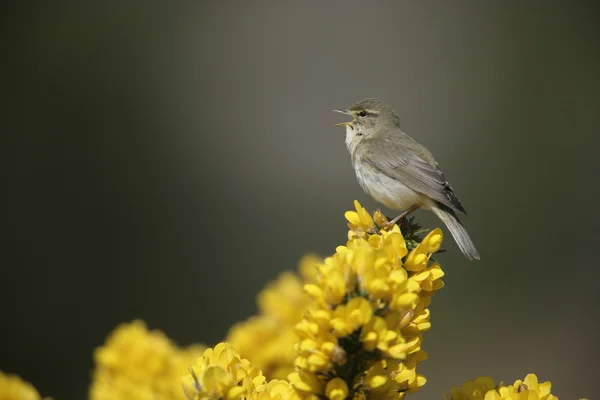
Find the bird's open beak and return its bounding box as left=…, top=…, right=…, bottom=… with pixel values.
left=333, top=109, right=353, bottom=128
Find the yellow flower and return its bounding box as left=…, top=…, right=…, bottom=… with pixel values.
left=5, top=200, right=575, bottom=400
left=294, top=323, right=340, bottom=372
left=345, top=200, right=376, bottom=235
left=182, top=343, right=266, bottom=400
left=330, top=297, right=373, bottom=336
left=290, top=201, right=445, bottom=398
left=447, top=374, right=558, bottom=400
left=90, top=320, right=205, bottom=400
left=0, top=371, right=51, bottom=400
left=361, top=316, right=398, bottom=352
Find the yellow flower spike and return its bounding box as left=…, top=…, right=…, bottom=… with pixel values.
left=290, top=203, right=452, bottom=399
left=325, top=378, right=349, bottom=400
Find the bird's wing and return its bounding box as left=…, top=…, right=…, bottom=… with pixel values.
left=362, top=134, right=466, bottom=214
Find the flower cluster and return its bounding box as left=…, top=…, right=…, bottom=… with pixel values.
left=226, top=256, right=318, bottom=380
left=89, top=320, right=205, bottom=400
left=0, top=371, right=51, bottom=400
left=289, top=201, right=444, bottom=399
left=447, top=374, right=559, bottom=400
left=1, top=201, right=572, bottom=400
left=181, top=342, right=298, bottom=400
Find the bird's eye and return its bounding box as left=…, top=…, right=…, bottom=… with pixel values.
left=358, top=111, right=368, bottom=117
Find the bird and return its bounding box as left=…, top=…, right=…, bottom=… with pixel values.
left=334, top=98, right=480, bottom=260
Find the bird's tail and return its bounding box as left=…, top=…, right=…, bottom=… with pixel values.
left=431, top=204, right=480, bottom=260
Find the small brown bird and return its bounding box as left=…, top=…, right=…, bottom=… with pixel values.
left=334, top=98, right=479, bottom=260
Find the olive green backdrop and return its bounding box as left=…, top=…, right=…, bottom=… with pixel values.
left=3, top=1, right=599, bottom=399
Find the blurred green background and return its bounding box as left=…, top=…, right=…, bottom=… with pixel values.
left=3, top=1, right=599, bottom=399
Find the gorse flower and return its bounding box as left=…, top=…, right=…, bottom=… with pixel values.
left=181, top=343, right=299, bottom=400
left=89, top=320, right=205, bottom=400
left=290, top=200, right=444, bottom=399
left=182, top=343, right=263, bottom=400
left=447, top=374, right=558, bottom=400
left=1, top=201, right=571, bottom=400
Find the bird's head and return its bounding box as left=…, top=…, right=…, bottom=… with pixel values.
left=334, top=98, right=399, bottom=153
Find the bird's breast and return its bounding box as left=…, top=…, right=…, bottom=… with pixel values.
left=354, top=161, right=424, bottom=211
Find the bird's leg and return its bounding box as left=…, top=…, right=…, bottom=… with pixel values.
left=384, top=204, right=421, bottom=228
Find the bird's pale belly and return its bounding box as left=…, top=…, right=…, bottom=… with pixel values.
left=354, top=161, right=424, bottom=211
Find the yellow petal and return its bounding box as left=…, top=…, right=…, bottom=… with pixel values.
left=288, top=371, right=322, bottom=393
left=203, top=365, right=230, bottom=393
left=367, top=374, right=388, bottom=389
left=345, top=211, right=361, bottom=226
left=484, top=390, right=503, bottom=400
left=422, top=228, right=443, bottom=253
left=325, top=378, right=349, bottom=400
left=226, top=386, right=247, bottom=400
left=394, top=293, right=419, bottom=309
left=387, top=343, right=408, bottom=359
left=330, top=318, right=350, bottom=336
left=304, top=284, right=324, bottom=299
